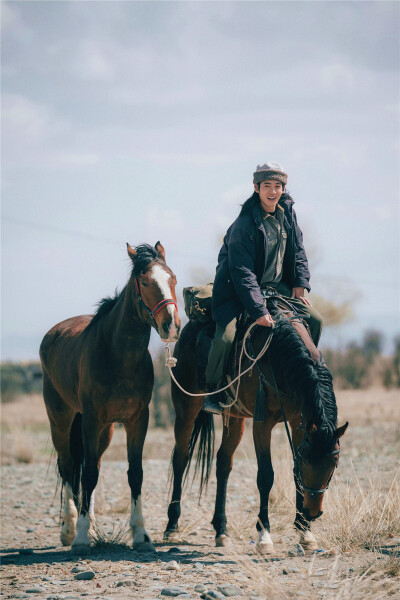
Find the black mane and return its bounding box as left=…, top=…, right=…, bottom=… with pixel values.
left=132, top=243, right=164, bottom=277
left=85, top=244, right=164, bottom=332
left=85, top=287, right=125, bottom=331
left=267, top=317, right=338, bottom=456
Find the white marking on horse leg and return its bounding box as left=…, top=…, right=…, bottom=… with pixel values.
left=150, top=264, right=177, bottom=339
left=89, top=490, right=95, bottom=520
left=258, top=529, right=273, bottom=545
left=130, top=495, right=150, bottom=544
left=299, top=529, right=318, bottom=549
left=71, top=514, right=91, bottom=551
left=256, top=529, right=274, bottom=554
left=60, top=484, right=78, bottom=546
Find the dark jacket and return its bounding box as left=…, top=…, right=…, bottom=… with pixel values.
left=211, top=192, right=310, bottom=327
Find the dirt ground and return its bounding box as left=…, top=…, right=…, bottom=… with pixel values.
left=1, top=389, right=399, bottom=599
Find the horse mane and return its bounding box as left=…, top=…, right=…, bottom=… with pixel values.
left=132, top=243, right=164, bottom=277
left=86, top=287, right=125, bottom=331
left=267, top=318, right=338, bottom=456
left=85, top=243, right=164, bottom=332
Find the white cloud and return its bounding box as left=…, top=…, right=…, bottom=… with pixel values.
left=49, top=153, right=100, bottom=167
left=2, top=94, right=68, bottom=141
left=1, top=2, right=32, bottom=41
left=72, top=39, right=114, bottom=82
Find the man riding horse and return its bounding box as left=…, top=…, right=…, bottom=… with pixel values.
left=203, top=161, right=324, bottom=414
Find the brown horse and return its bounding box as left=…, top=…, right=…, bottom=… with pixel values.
left=165, top=298, right=348, bottom=552
left=40, top=242, right=180, bottom=554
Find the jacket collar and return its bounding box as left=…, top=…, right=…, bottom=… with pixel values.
left=252, top=193, right=293, bottom=227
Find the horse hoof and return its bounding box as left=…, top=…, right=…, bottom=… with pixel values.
left=216, top=534, right=231, bottom=548
left=164, top=530, right=180, bottom=542
left=256, top=542, right=275, bottom=555
left=70, top=544, right=91, bottom=556
left=60, top=532, right=75, bottom=547
left=299, top=531, right=318, bottom=551
left=133, top=541, right=156, bottom=553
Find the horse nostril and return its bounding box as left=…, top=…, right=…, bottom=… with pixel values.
left=162, top=322, right=170, bottom=336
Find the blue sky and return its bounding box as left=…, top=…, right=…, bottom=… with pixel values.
left=2, top=0, right=399, bottom=360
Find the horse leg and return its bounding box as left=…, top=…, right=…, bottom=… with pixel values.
left=212, top=417, right=245, bottom=547
left=125, top=407, right=155, bottom=552
left=253, top=420, right=275, bottom=554
left=71, top=411, right=102, bottom=554
left=87, top=423, right=115, bottom=523
left=164, top=409, right=198, bottom=540
left=290, top=421, right=318, bottom=550
left=43, top=375, right=80, bottom=546
left=79, top=422, right=115, bottom=537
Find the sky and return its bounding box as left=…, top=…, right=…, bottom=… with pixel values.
left=2, top=0, right=399, bottom=360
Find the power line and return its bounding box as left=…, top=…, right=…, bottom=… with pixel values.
left=3, top=214, right=399, bottom=289
left=2, top=215, right=121, bottom=246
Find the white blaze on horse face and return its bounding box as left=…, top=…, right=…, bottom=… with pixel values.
left=151, top=264, right=177, bottom=339
left=130, top=495, right=151, bottom=545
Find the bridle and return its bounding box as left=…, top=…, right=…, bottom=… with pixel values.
left=135, top=278, right=177, bottom=331
left=293, top=436, right=340, bottom=498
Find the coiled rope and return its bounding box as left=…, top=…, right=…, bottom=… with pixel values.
left=164, top=321, right=275, bottom=408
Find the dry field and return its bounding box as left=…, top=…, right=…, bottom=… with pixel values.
left=1, top=388, right=399, bottom=599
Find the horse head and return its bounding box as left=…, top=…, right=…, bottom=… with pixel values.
left=296, top=421, right=348, bottom=520
left=127, top=242, right=181, bottom=342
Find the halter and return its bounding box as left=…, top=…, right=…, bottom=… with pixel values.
left=135, top=278, right=177, bottom=331
left=293, top=437, right=340, bottom=498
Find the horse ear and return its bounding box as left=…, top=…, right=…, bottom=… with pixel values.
left=126, top=243, right=137, bottom=261
left=155, top=241, right=166, bottom=261
left=306, top=422, right=318, bottom=434
left=335, top=421, right=349, bottom=439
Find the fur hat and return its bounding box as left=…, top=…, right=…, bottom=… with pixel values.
left=253, top=161, right=287, bottom=186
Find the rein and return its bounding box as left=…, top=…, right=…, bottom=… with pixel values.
left=266, top=360, right=340, bottom=498
left=135, top=278, right=177, bottom=331
left=165, top=321, right=274, bottom=398
left=165, top=294, right=340, bottom=498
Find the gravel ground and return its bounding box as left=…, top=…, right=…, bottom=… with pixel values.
left=1, top=390, right=400, bottom=599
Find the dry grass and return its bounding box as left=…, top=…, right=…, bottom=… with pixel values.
left=315, top=466, right=400, bottom=553
left=91, top=518, right=131, bottom=550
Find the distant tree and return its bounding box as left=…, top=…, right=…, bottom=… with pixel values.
left=310, top=295, right=353, bottom=327
left=361, top=330, right=384, bottom=363
left=392, top=335, right=400, bottom=387
left=1, top=362, right=42, bottom=402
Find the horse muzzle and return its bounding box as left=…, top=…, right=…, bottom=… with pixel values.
left=302, top=507, right=323, bottom=522
left=160, top=316, right=181, bottom=342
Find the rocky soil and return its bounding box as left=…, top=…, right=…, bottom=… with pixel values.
left=1, top=390, right=399, bottom=599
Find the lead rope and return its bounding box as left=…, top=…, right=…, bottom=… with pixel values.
left=164, top=322, right=275, bottom=402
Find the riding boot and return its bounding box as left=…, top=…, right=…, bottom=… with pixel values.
left=202, top=387, right=225, bottom=415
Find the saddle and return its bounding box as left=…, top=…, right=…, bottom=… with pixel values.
left=194, top=290, right=315, bottom=417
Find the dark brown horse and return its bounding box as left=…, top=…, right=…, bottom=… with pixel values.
left=40, top=242, right=180, bottom=554
left=165, top=298, right=347, bottom=552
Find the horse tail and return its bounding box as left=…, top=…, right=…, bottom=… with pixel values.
left=185, top=411, right=215, bottom=498
left=69, top=413, right=84, bottom=503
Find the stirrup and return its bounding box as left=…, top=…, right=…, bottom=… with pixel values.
left=202, top=390, right=224, bottom=415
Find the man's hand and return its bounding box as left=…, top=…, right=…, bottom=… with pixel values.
left=291, top=287, right=311, bottom=306
left=255, top=314, right=275, bottom=327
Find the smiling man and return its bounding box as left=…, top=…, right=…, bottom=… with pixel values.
left=203, top=161, right=323, bottom=414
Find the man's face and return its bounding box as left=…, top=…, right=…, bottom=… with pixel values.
left=255, top=179, right=284, bottom=212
